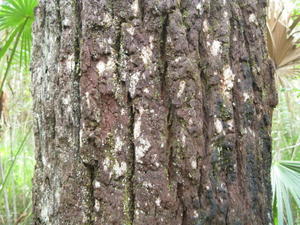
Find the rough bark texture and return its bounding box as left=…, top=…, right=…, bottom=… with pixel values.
left=32, top=0, right=277, bottom=224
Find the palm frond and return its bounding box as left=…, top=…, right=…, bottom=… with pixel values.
left=267, top=1, right=300, bottom=83
left=0, top=0, right=38, bottom=94
left=271, top=161, right=300, bottom=225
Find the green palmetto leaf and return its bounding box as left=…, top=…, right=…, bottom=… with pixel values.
left=0, top=126, right=31, bottom=198
left=272, top=161, right=300, bottom=225
left=0, top=0, right=38, bottom=93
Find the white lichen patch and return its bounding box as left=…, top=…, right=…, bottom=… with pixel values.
left=196, top=2, right=203, bottom=14
left=136, top=137, right=151, bottom=163
left=66, top=54, right=74, bottom=72
left=227, top=119, right=234, bottom=131
left=223, top=65, right=235, bottom=90
left=41, top=204, right=50, bottom=223
left=152, top=153, right=160, bottom=167
left=143, top=88, right=150, bottom=94
left=97, top=57, right=115, bottom=75
left=85, top=92, right=90, bottom=108
left=112, top=161, right=127, bottom=177
left=181, top=133, right=186, bottom=147
left=191, top=159, right=197, bottom=169
left=243, top=92, right=250, bottom=101
left=94, top=181, right=101, bottom=188
left=127, top=26, right=135, bottom=36
left=134, top=116, right=142, bottom=139
left=193, top=210, right=199, bottom=218
left=95, top=200, right=100, bottom=212
left=214, top=119, right=223, bottom=133
left=167, top=36, right=172, bottom=43
left=143, top=181, right=153, bottom=188
left=103, top=13, right=113, bottom=25
left=175, top=57, right=182, bottom=63
left=141, top=46, right=153, bottom=65
left=114, top=136, right=123, bottom=152
left=97, top=61, right=106, bottom=74
left=249, top=14, right=256, bottom=23
left=177, top=80, right=186, bottom=98
left=129, top=72, right=141, bottom=97
left=103, top=157, right=110, bottom=171
left=62, top=95, right=71, bottom=105
left=132, top=0, right=139, bottom=16
left=133, top=108, right=151, bottom=162
left=149, top=35, right=155, bottom=50
left=210, top=40, right=222, bottom=56
left=246, top=127, right=255, bottom=137
left=120, top=109, right=126, bottom=116
left=107, top=37, right=113, bottom=45
left=203, top=19, right=209, bottom=32
left=42, top=156, right=47, bottom=167
left=155, top=198, right=161, bottom=207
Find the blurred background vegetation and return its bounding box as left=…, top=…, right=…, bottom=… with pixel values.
left=0, top=0, right=299, bottom=224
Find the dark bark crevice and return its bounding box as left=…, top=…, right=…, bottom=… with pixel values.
left=138, top=0, right=145, bottom=21
left=177, top=183, right=187, bottom=225
left=83, top=162, right=96, bottom=225
left=159, top=13, right=169, bottom=98
left=115, top=18, right=125, bottom=87
left=197, top=26, right=211, bottom=221
left=166, top=104, right=174, bottom=184
left=55, top=0, right=62, bottom=38
left=127, top=93, right=136, bottom=225
left=73, top=0, right=82, bottom=156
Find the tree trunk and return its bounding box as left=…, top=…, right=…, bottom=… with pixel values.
left=31, top=0, right=277, bottom=224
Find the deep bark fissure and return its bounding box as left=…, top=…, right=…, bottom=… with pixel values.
left=83, top=162, right=96, bottom=225
left=72, top=0, right=82, bottom=153
left=197, top=23, right=210, bottom=217
left=166, top=104, right=174, bottom=184
left=138, top=0, right=145, bottom=21
left=115, top=19, right=126, bottom=88
left=176, top=183, right=187, bottom=225
left=159, top=13, right=169, bottom=98
left=160, top=12, right=176, bottom=189
left=55, top=0, right=62, bottom=37
left=127, top=93, right=136, bottom=225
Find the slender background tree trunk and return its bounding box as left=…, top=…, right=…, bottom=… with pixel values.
left=32, top=0, right=277, bottom=224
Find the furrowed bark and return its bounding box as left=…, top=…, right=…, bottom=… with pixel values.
left=32, top=0, right=276, bottom=224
